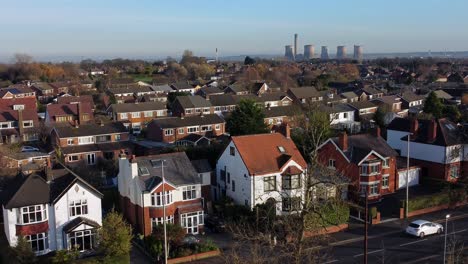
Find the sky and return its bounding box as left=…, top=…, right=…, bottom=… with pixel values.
left=0, top=0, right=467, bottom=61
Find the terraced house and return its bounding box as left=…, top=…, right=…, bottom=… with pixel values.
left=117, top=152, right=204, bottom=236
left=51, top=122, right=132, bottom=167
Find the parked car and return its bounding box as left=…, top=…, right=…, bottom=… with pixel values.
left=182, top=235, right=200, bottom=245
left=21, top=146, right=39, bottom=152
left=205, top=216, right=226, bottom=233
left=405, top=220, right=443, bottom=238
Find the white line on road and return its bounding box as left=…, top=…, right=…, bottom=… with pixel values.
left=322, top=260, right=339, bottom=264
left=353, top=249, right=383, bottom=258
left=399, top=239, right=427, bottom=247
left=449, top=228, right=467, bottom=235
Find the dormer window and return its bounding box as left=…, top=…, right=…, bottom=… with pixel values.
left=138, top=166, right=150, bottom=176
left=278, top=146, right=286, bottom=153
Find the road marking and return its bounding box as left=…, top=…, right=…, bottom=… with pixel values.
left=322, top=260, right=339, bottom=264
left=353, top=249, right=383, bottom=258
left=449, top=228, right=467, bottom=235
left=399, top=239, right=427, bottom=247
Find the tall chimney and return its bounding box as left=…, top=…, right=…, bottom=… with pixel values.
left=77, top=102, right=84, bottom=125
left=17, top=110, right=24, bottom=139
left=375, top=126, right=381, bottom=138
left=279, top=122, right=291, bottom=139
left=339, top=132, right=348, bottom=152
left=427, top=119, right=437, bottom=142
left=410, top=118, right=419, bottom=139
left=294, top=33, right=298, bottom=61
left=46, top=158, right=53, bottom=182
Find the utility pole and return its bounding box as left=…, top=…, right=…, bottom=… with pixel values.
left=364, top=190, right=368, bottom=264
left=406, top=132, right=412, bottom=219
left=161, top=160, right=168, bottom=264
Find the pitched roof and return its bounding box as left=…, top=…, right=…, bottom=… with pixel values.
left=433, top=90, right=453, bottom=100
left=110, top=101, right=166, bottom=113
left=54, top=122, right=128, bottom=138
left=348, top=101, right=378, bottom=110
left=256, top=92, right=291, bottom=103
left=288, top=87, right=320, bottom=99
left=108, top=85, right=153, bottom=95
left=171, top=82, right=194, bottom=90
left=198, top=86, right=224, bottom=95
left=399, top=91, right=425, bottom=103
left=46, top=102, right=93, bottom=118
left=262, top=105, right=302, bottom=118
left=231, top=133, right=307, bottom=175
left=150, top=114, right=225, bottom=129
left=62, top=216, right=101, bottom=233
left=340, top=91, right=359, bottom=99
left=0, top=97, right=37, bottom=111
left=331, top=134, right=398, bottom=163
left=57, top=95, right=95, bottom=108
left=359, top=86, right=383, bottom=95
left=374, top=95, right=402, bottom=105
left=191, top=159, right=212, bottom=173
left=174, top=95, right=212, bottom=108
left=135, top=152, right=200, bottom=190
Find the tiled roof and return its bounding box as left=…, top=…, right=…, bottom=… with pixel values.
left=331, top=134, right=398, bottom=163
left=110, top=101, right=166, bottom=113
left=191, top=159, right=212, bottom=173
left=46, top=102, right=93, bottom=119
left=62, top=217, right=100, bottom=233
left=174, top=95, right=212, bottom=108
left=231, top=133, right=307, bottom=175
left=399, top=92, right=425, bottom=103
left=54, top=122, right=128, bottom=138
left=57, top=95, right=95, bottom=108
left=0, top=97, right=37, bottom=111
left=288, top=87, right=320, bottom=99
left=108, top=85, right=153, bottom=95
left=348, top=101, right=378, bottom=110
left=150, top=114, right=225, bottom=129
left=262, top=105, right=302, bottom=118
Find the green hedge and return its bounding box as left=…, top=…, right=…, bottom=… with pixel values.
left=305, top=201, right=349, bottom=231
left=402, top=192, right=450, bottom=212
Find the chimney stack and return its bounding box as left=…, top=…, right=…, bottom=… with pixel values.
left=410, top=118, right=419, bottom=139
left=130, top=154, right=137, bottom=163
left=279, top=122, right=291, bottom=139
left=375, top=126, right=381, bottom=138
left=427, top=119, right=437, bottom=142
left=17, top=110, right=24, bottom=139
left=46, top=158, right=53, bottom=182
left=77, top=102, right=85, bottom=125
left=339, top=132, right=348, bottom=152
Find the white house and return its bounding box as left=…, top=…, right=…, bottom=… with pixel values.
left=321, top=104, right=360, bottom=133
left=117, top=152, right=205, bottom=236
left=215, top=127, right=308, bottom=215
left=2, top=167, right=102, bottom=255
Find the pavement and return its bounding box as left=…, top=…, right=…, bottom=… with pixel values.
left=190, top=205, right=468, bottom=264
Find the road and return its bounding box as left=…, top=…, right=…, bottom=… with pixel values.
left=327, top=215, right=468, bottom=263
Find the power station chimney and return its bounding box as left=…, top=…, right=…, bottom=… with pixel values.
left=294, top=33, right=298, bottom=61
left=321, top=46, right=329, bottom=60
left=304, top=45, right=314, bottom=60
left=336, top=46, right=346, bottom=60
left=354, top=45, right=363, bottom=62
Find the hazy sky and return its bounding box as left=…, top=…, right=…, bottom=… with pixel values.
left=0, top=0, right=467, bottom=60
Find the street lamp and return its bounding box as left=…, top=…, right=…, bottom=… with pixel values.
left=443, top=214, right=450, bottom=264
left=161, top=160, right=168, bottom=264
left=405, top=132, right=413, bottom=219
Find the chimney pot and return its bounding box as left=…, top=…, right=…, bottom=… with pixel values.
left=339, top=131, right=348, bottom=152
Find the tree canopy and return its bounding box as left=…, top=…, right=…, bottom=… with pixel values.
left=423, top=91, right=444, bottom=118
left=226, top=99, right=268, bottom=136
left=98, top=210, right=133, bottom=258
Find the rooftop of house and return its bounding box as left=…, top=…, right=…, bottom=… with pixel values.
left=171, top=81, right=195, bottom=90
left=348, top=101, right=378, bottom=110
left=224, top=83, right=248, bottom=93
left=57, top=95, right=95, bottom=108
left=150, top=114, right=225, bottom=129
left=1, top=165, right=102, bottom=209
left=0, top=97, right=37, bottom=111
left=287, top=87, right=320, bottom=99
left=46, top=102, right=93, bottom=118
left=174, top=95, right=212, bottom=108
left=198, top=86, right=224, bottom=95
left=190, top=159, right=212, bottom=173
left=340, top=91, right=359, bottom=99
left=134, top=152, right=201, bottom=190
left=373, top=95, right=402, bottom=106
left=108, top=85, right=154, bottom=95
left=359, top=86, right=383, bottom=96
left=399, top=91, right=425, bottom=103
left=54, top=122, right=128, bottom=138
left=256, top=92, right=291, bottom=102
left=262, top=105, right=302, bottom=118
left=110, top=101, right=166, bottom=113
left=32, top=82, right=55, bottom=91
left=331, top=133, right=398, bottom=164
left=231, top=132, right=307, bottom=175
left=433, top=90, right=453, bottom=100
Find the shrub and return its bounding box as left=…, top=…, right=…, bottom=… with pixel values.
left=370, top=207, right=378, bottom=219
left=403, top=192, right=450, bottom=212
left=52, top=248, right=80, bottom=263
left=305, top=200, right=350, bottom=231
left=98, top=210, right=133, bottom=258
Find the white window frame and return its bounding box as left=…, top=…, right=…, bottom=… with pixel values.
left=182, top=185, right=197, bottom=200
left=120, top=113, right=128, bottom=120
left=144, top=111, right=153, bottom=117
left=131, top=112, right=141, bottom=118
left=369, top=182, right=379, bottom=195
left=178, top=128, right=184, bottom=134
left=150, top=191, right=173, bottom=207
left=200, top=125, right=212, bottom=132
left=26, top=232, right=49, bottom=253
left=164, top=129, right=174, bottom=136
left=68, top=155, right=79, bottom=162
left=382, top=175, right=389, bottom=189
left=69, top=200, right=88, bottom=217
left=13, top=104, right=25, bottom=110
left=382, top=158, right=390, bottom=168
left=20, top=205, right=47, bottom=224
left=151, top=215, right=174, bottom=229
left=328, top=159, right=336, bottom=169
left=215, top=124, right=221, bottom=130
left=78, top=136, right=94, bottom=145
left=187, top=126, right=199, bottom=133
left=22, top=120, right=33, bottom=128
left=67, top=138, right=74, bottom=145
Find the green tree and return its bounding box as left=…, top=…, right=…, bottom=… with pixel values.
left=374, top=106, right=389, bottom=128
left=244, top=56, right=256, bottom=65
left=423, top=91, right=444, bottom=118
left=443, top=105, right=461, bottom=122
left=98, top=210, right=133, bottom=258
left=52, top=248, right=80, bottom=264
left=226, top=99, right=268, bottom=136
left=10, top=236, right=36, bottom=264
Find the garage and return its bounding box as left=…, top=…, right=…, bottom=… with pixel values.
left=398, top=167, right=420, bottom=189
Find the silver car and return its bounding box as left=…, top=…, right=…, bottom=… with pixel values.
left=406, top=220, right=443, bottom=238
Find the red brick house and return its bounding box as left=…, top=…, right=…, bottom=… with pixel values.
left=107, top=102, right=167, bottom=131
left=117, top=152, right=204, bottom=236
left=317, top=130, right=399, bottom=201
left=0, top=97, right=39, bottom=143
left=51, top=122, right=132, bottom=167
left=56, top=95, right=95, bottom=110
left=171, top=96, right=214, bottom=117
left=146, top=114, right=225, bottom=144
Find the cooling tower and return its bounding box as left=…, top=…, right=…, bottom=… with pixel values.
left=336, top=46, right=346, bottom=60
left=304, top=45, right=315, bottom=60
left=321, top=46, right=329, bottom=60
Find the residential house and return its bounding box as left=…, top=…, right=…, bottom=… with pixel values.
left=146, top=114, right=225, bottom=144
left=45, top=102, right=94, bottom=127
left=1, top=166, right=102, bottom=255
left=57, top=95, right=95, bottom=110
left=117, top=152, right=204, bottom=235
left=51, top=122, right=132, bottom=167
left=432, top=90, right=454, bottom=104
left=191, top=159, right=213, bottom=211
left=340, top=91, right=359, bottom=103
left=287, top=87, right=322, bottom=104
left=256, top=92, right=293, bottom=108
left=317, top=130, right=399, bottom=201
left=171, top=96, right=213, bottom=117
left=31, top=82, right=56, bottom=102
left=108, top=85, right=156, bottom=104
left=387, top=118, right=467, bottom=181
left=347, top=101, right=378, bottom=126
left=251, top=82, right=271, bottom=95
left=320, top=104, right=360, bottom=133
left=215, top=128, right=308, bottom=215
left=223, top=83, right=249, bottom=95
left=262, top=105, right=301, bottom=127
left=1, top=152, right=50, bottom=173
left=195, top=86, right=224, bottom=99
left=0, top=85, right=36, bottom=99
left=398, top=91, right=425, bottom=115
left=108, top=102, right=167, bottom=131
left=49, top=82, right=70, bottom=95
left=0, top=97, right=39, bottom=143
left=170, top=82, right=199, bottom=94
left=356, top=87, right=384, bottom=101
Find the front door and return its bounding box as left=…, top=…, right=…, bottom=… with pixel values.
left=86, top=153, right=96, bottom=165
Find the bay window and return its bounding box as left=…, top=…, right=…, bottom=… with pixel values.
left=151, top=191, right=173, bottom=206
left=26, top=233, right=48, bottom=253
left=369, top=182, right=379, bottom=195
left=20, top=205, right=47, bottom=224
left=282, top=197, right=301, bottom=212
left=69, top=230, right=96, bottom=251
left=151, top=216, right=174, bottom=229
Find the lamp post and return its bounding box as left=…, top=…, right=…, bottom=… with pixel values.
left=161, top=160, right=168, bottom=264
left=405, top=132, right=413, bottom=219
left=443, top=214, right=450, bottom=264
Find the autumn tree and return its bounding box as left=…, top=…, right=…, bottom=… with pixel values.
left=226, top=99, right=268, bottom=136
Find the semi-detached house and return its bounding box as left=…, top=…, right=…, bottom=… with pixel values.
left=108, top=101, right=167, bottom=131
left=117, top=152, right=204, bottom=236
